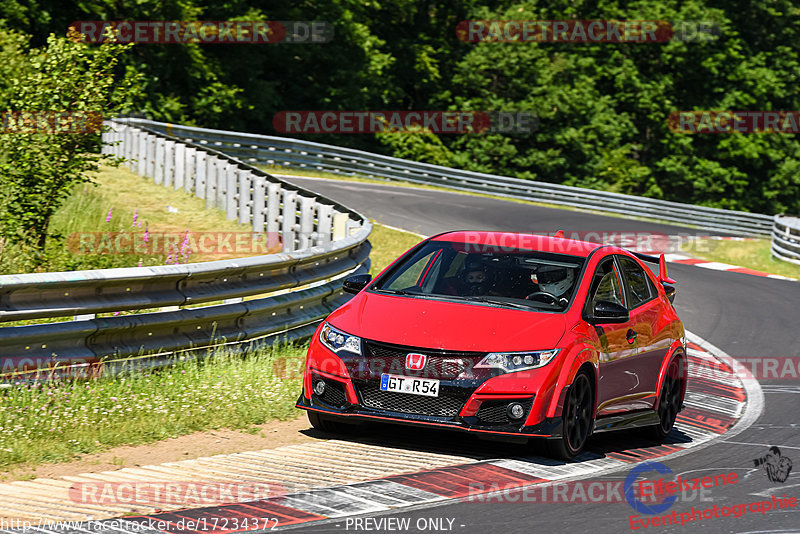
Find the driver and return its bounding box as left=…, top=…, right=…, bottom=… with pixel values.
left=535, top=265, right=576, bottom=301
left=460, top=255, right=491, bottom=296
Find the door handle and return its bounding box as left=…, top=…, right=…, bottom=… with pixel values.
left=626, top=329, right=638, bottom=344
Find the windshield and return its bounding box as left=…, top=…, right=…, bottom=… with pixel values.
left=373, top=240, right=585, bottom=312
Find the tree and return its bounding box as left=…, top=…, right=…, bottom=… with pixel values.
left=0, top=27, right=140, bottom=260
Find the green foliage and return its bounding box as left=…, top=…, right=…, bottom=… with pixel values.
left=0, top=27, right=140, bottom=263
left=1, top=0, right=800, bottom=217
left=376, top=123, right=456, bottom=167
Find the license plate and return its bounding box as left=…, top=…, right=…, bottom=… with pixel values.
left=380, top=373, right=439, bottom=397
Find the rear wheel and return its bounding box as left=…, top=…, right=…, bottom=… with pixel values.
left=547, top=372, right=593, bottom=461
left=645, top=357, right=685, bottom=441
left=307, top=410, right=352, bottom=434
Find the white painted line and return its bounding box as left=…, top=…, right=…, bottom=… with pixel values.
left=377, top=224, right=428, bottom=239
left=694, top=261, right=740, bottom=270
left=685, top=331, right=765, bottom=442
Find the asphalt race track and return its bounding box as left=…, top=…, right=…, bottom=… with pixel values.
left=281, top=176, right=800, bottom=534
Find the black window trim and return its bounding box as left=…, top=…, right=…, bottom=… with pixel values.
left=616, top=254, right=658, bottom=311
left=583, top=253, right=627, bottom=314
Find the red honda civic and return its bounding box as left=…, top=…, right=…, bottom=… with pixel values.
left=296, top=231, right=687, bottom=460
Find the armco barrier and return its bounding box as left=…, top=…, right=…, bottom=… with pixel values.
left=124, top=118, right=775, bottom=237
left=0, top=120, right=372, bottom=378
left=771, top=215, right=800, bottom=266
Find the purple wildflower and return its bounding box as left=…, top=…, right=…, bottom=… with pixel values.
left=105, top=208, right=113, bottom=222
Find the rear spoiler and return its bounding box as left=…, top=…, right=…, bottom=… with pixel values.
left=630, top=251, right=676, bottom=284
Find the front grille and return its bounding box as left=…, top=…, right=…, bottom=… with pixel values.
left=362, top=341, right=483, bottom=380
left=311, top=373, right=347, bottom=408
left=477, top=397, right=534, bottom=424
left=357, top=381, right=466, bottom=417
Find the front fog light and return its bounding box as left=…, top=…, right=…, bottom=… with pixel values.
left=313, top=380, right=326, bottom=396
left=507, top=402, right=525, bottom=420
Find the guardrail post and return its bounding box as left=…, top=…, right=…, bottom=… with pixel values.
left=239, top=171, right=252, bottom=225
left=217, top=162, right=229, bottom=211
left=133, top=130, right=143, bottom=175
left=145, top=134, right=156, bottom=178
left=138, top=131, right=149, bottom=177
left=252, top=179, right=266, bottom=233
left=123, top=125, right=133, bottom=163
left=226, top=164, right=238, bottom=220
left=316, top=204, right=333, bottom=245
left=206, top=155, right=218, bottom=209
left=164, top=140, right=176, bottom=188
left=332, top=211, right=348, bottom=241
left=195, top=151, right=207, bottom=199
left=282, top=190, right=298, bottom=252
left=184, top=146, right=196, bottom=194
left=298, top=196, right=315, bottom=250
left=267, top=183, right=281, bottom=240
left=154, top=137, right=165, bottom=185
left=174, top=143, right=185, bottom=190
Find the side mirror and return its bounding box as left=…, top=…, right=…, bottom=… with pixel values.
left=662, top=284, right=676, bottom=304
left=343, top=274, right=372, bottom=295
left=585, top=300, right=630, bottom=324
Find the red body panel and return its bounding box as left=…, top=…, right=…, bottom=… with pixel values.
left=298, top=231, right=686, bottom=439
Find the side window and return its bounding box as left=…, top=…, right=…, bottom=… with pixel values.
left=585, top=258, right=624, bottom=314
left=619, top=256, right=655, bottom=309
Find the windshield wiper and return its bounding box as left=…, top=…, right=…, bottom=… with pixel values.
left=463, top=296, right=536, bottom=310
left=372, top=288, right=431, bottom=298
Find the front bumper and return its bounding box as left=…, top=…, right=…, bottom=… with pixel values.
left=301, top=334, right=566, bottom=440
left=295, top=387, right=563, bottom=439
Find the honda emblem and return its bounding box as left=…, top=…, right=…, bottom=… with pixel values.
left=405, top=353, right=427, bottom=370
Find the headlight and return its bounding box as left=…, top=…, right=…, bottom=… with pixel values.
left=319, top=322, right=361, bottom=355
left=474, top=349, right=560, bottom=373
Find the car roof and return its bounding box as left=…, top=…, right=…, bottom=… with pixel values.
left=431, top=231, right=605, bottom=258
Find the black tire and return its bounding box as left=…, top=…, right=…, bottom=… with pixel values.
left=307, top=410, right=352, bottom=434
left=645, top=357, right=685, bottom=441
left=546, top=372, right=594, bottom=461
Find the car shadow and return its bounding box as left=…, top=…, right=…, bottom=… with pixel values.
left=299, top=418, right=695, bottom=466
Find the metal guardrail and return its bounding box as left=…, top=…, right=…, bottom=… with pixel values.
left=127, top=118, right=775, bottom=237
left=771, top=215, right=800, bottom=266
left=0, top=120, right=372, bottom=378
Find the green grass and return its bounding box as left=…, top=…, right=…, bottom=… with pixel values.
left=0, top=221, right=420, bottom=471
left=685, top=238, right=800, bottom=279
left=0, top=164, right=267, bottom=274
left=0, top=344, right=307, bottom=469
left=367, top=223, right=424, bottom=276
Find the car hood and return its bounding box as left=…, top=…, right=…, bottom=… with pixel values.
left=327, top=292, right=567, bottom=352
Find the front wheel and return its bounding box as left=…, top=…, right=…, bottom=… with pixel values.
left=546, top=372, right=594, bottom=461
left=644, top=357, right=685, bottom=441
